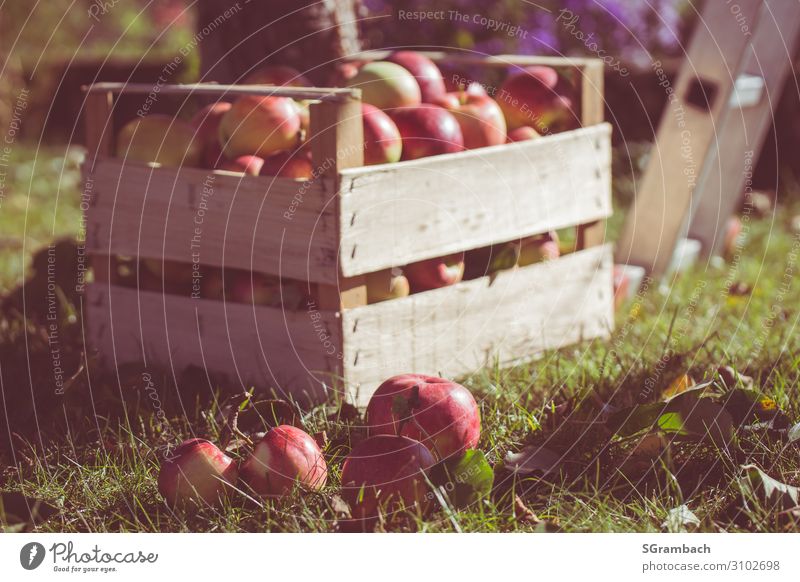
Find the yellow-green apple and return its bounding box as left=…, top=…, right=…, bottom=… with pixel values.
left=506, top=126, right=540, bottom=142
left=365, top=269, right=410, bottom=303
left=219, top=95, right=301, bottom=158
left=366, top=374, right=481, bottom=461
left=362, top=103, right=402, bottom=165
left=433, top=92, right=506, bottom=149
left=190, top=102, right=232, bottom=168
left=518, top=231, right=560, bottom=266
left=242, top=64, right=312, bottom=87
left=217, top=154, right=264, bottom=176
left=498, top=66, right=578, bottom=133
left=340, top=435, right=435, bottom=527
left=157, top=438, right=238, bottom=507
left=116, top=115, right=203, bottom=168
left=261, top=150, right=313, bottom=179
left=386, top=51, right=447, bottom=103
left=345, top=61, right=421, bottom=110
left=228, top=270, right=279, bottom=305
left=404, top=253, right=464, bottom=292
left=240, top=425, right=327, bottom=497
left=388, top=105, right=464, bottom=160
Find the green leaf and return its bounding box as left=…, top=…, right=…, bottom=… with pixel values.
left=503, top=446, right=563, bottom=476
left=657, top=398, right=735, bottom=448
left=662, top=505, right=700, bottom=532
left=430, top=450, right=493, bottom=508
left=607, top=402, right=665, bottom=437
left=741, top=465, right=799, bottom=513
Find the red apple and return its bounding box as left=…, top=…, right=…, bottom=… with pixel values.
left=240, top=425, right=327, bottom=497
left=228, top=270, right=279, bottom=305
left=157, top=438, right=238, bottom=506
left=219, top=95, right=301, bottom=158
left=433, top=92, right=506, bottom=149
left=366, top=374, right=481, bottom=461
left=345, top=61, right=421, bottom=110
left=328, top=60, right=367, bottom=86
left=403, top=253, right=464, bottom=292
left=388, top=105, right=464, bottom=160
left=498, top=66, right=578, bottom=133
left=242, top=64, right=312, bottom=87
left=340, top=435, right=435, bottom=526
left=261, top=150, right=313, bottom=180
left=518, top=232, right=560, bottom=266
left=216, top=154, right=264, bottom=176
left=444, top=72, right=488, bottom=97
left=362, top=103, right=402, bottom=165
left=190, top=102, right=232, bottom=168
left=366, top=269, right=410, bottom=303
left=506, top=126, right=541, bottom=142
left=116, top=115, right=203, bottom=168
left=386, top=51, right=447, bottom=103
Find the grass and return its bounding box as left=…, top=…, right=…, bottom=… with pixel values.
left=1, top=143, right=799, bottom=533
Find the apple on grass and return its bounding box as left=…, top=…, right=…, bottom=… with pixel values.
left=498, top=66, right=578, bottom=133
left=219, top=95, right=301, bottom=159
left=340, top=435, right=435, bottom=528
left=116, top=115, right=203, bottom=168
left=403, top=253, right=464, bottom=292
left=240, top=425, right=327, bottom=497
left=362, top=104, right=402, bottom=165
left=366, top=374, right=481, bottom=461
left=433, top=92, right=506, bottom=149
left=388, top=105, right=464, bottom=160
left=190, top=102, right=232, bottom=168
left=345, top=61, right=421, bottom=110
left=365, top=269, right=410, bottom=303
left=386, top=51, right=447, bottom=103
left=158, top=438, right=238, bottom=507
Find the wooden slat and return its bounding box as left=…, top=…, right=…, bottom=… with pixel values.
left=84, top=91, right=113, bottom=163
left=336, top=123, right=612, bottom=278
left=84, top=82, right=360, bottom=103
left=340, top=244, right=614, bottom=406
left=616, top=0, right=763, bottom=274
left=580, top=60, right=605, bottom=126
left=86, top=283, right=342, bottom=404
left=85, top=159, right=340, bottom=284
left=347, top=50, right=598, bottom=70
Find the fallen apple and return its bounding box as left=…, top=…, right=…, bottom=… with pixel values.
left=433, top=92, right=506, bottom=149
left=366, top=374, right=481, bottom=461
left=506, top=126, right=541, bottom=142
left=116, top=115, right=203, bottom=168
left=386, top=51, right=447, bottom=103
left=190, top=102, right=232, bottom=168
left=240, top=425, right=327, bottom=497
left=216, top=154, right=265, bottom=176
left=345, top=61, right=421, bottom=110
left=365, top=269, right=410, bottom=303
left=403, top=253, right=464, bottom=292
left=157, top=438, right=238, bottom=507
left=261, top=150, right=313, bottom=180
left=498, top=66, right=577, bottom=133
left=219, top=95, right=301, bottom=159
left=340, top=435, right=435, bottom=526
left=389, top=105, right=464, bottom=160
left=362, top=103, right=403, bottom=165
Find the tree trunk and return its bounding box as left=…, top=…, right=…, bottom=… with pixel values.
left=197, top=0, right=363, bottom=85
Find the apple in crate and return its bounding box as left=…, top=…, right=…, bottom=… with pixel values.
left=261, top=150, right=313, bottom=179
left=158, top=438, right=238, bottom=507
left=389, top=105, right=464, bottom=160
left=116, top=115, right=203, bottom=168
left=506, top=126, right=540, bottom=142
left=243, top=64, right=312, bottom=87
left=217, top=154, right=264, bottom=176
left=403, top=253, right=464, bottom=292
left=444, top=72, right=487, bottom=97
left=340, top=435, right=435, bottom=525
left=190, top=102, right=232, bottom=168
left=240, top=425, right=327, bottom=497
left=366, top=374, right=480, bottom=460
left=518, top=232, right=560, bottom=266
left=365, top=269, right=410, bottom=303
left=219, top=95, right=301, bottom=158
left=345, top=61, right=421, bottom=110
left=434, top=92, right=506, bottom=149
left=498, top=66, right=577, bottom=133
left=362, top=104, right=402, bottom=165
left=386, top=51, right=447, bottom=103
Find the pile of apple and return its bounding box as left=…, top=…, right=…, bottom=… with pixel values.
left=158, top=373, right=481, bottom=528
left=115, top=51, right=577, bottom=175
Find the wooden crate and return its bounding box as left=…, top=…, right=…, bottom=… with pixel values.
left=82, top=53, right=614, bottom=406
